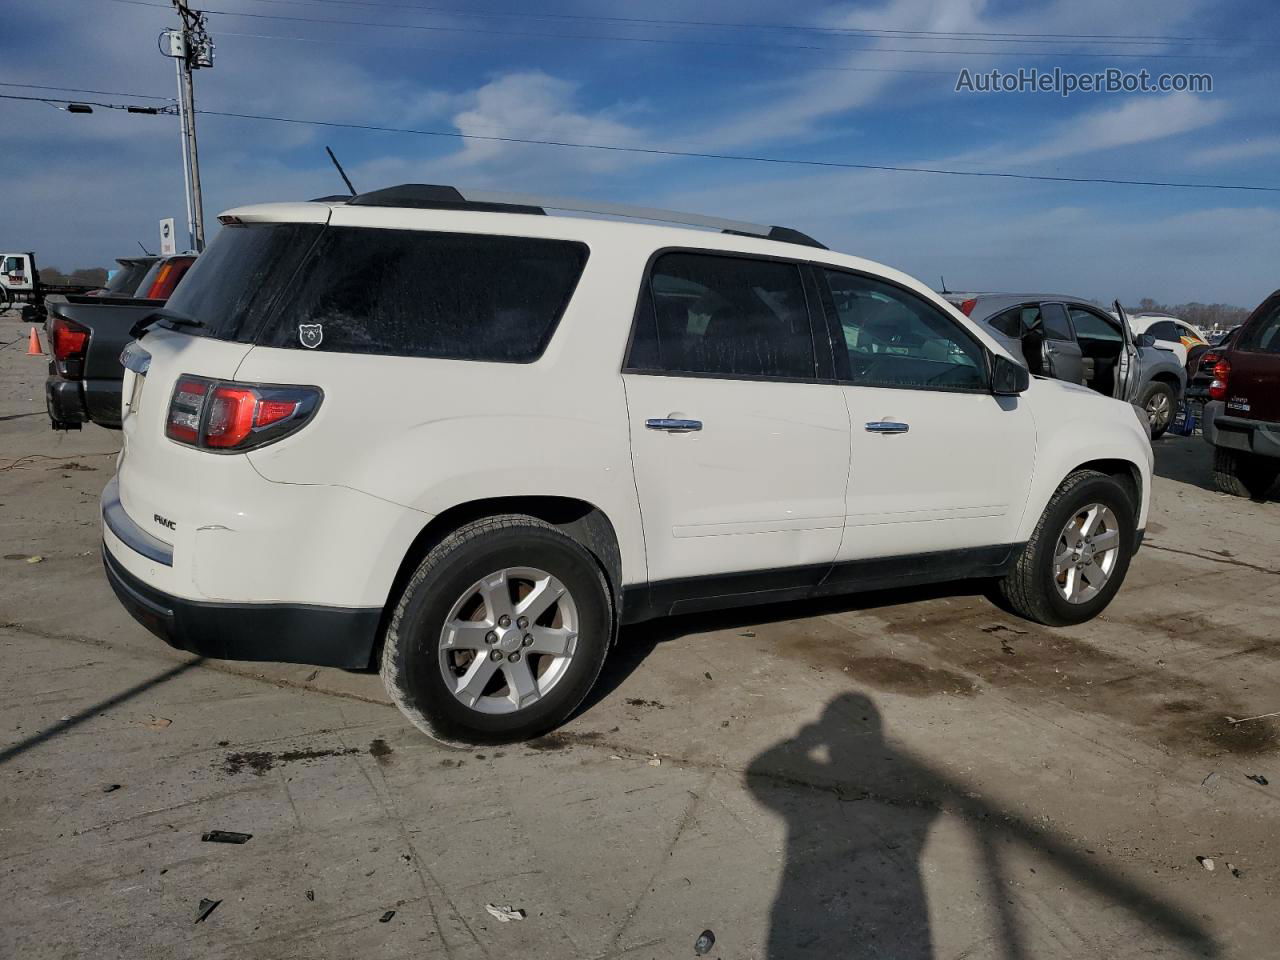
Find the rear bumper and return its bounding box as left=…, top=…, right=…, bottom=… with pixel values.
left=1202, top=402, right=1280, bottom=459
left=44, top=375, right=121, bottom=429
left=103, top=542, right=380, bottom=669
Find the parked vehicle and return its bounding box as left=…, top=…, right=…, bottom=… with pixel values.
left=1127, top=313, right=1206, bottom=366
left=83, top=257, right=161, bottom=299
left=1, top=251, right=100, bottom=313
left=101, top=185, right=1153, bottom=743
left=43, top=256, right=196, bottom=430
left=945, top=293, right=1185, bottom=438
left=1201, top=291, right=1280, bottom=499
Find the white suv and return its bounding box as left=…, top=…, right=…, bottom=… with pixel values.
left=103, top=185, right=1153, bottom=742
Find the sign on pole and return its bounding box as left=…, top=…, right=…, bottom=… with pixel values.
left=160, top=218, right=177, bottom=257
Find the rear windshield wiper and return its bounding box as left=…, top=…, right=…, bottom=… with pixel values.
left=130, top=308, right=204, bottom=339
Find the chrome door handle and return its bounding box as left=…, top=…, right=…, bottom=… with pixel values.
left=646, top=418, right=702, bottom=433
left=864, top=420, right=909, bottom=434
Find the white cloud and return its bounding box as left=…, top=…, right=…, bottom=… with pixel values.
left=1189, top=136, right=1280, bottom=166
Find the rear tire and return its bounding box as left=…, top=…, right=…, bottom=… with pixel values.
left=381, top=514, right=612, bottom=745
left=1140, top=381, right=1177, bottom=439
left=997, top=470, right=1136, bottom=627
left=1212, top=447, right=1280, bottom=500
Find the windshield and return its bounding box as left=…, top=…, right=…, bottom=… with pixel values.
left=163, top=222, right=321, bottom=340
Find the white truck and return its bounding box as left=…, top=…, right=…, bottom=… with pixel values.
left=1, top=251, right=103, bottom=314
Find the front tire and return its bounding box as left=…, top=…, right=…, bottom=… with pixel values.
left=1212, top=447, right=1279, bottom=500
left=381, top=515, right=612, bottom=744
left=1140, top=381, right=1177, bottom=439
left=998, top=470, right=1136, bottom=626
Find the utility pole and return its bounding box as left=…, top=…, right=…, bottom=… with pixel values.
left=163, top=1, right=214, bottom=253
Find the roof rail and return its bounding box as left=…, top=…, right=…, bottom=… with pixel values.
left=340, top=184, right=826, bottom=249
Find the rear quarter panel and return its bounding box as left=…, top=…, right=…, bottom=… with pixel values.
left=235, top=237, right=649, bottom=586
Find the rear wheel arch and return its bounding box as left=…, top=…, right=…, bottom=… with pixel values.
left=373, top=496, right=623, bottom=666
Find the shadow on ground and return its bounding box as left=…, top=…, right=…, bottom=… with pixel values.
left=747, top=692, right=1219, bottom=959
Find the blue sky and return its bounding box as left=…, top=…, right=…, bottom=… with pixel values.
left=2, top=0, right=1277, bottom=306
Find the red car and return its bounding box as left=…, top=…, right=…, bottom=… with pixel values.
left=1202, top=291, right=1280, bottom=498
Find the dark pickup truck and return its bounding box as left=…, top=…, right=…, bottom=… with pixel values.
left=45, top=295, right=165, bottom=429
left=1202, top=290, right=1280, bottom=499
left=44, top=255, right=196, bottom=430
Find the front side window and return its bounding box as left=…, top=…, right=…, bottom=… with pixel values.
left=824, top=270, right=987, bottom=391
left=1069, top=308, right=1121, bottom=342
left=4, top=257, right=22, bottom=274
left=263, top=228, right=588, bottom=361
left=626, top=252, right=815, bottom=379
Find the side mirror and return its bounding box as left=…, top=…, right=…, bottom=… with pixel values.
left=1137, top=332, right=1156, bottom=348
left=991, top=352, right=1030, bottom=395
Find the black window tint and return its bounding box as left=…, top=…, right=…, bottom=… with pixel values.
left=825, top=270, right=987, bottom=392
left=263, top=228, right=587, bottom=361
left=103, top=261, right=154, bottom=296
left=628, top=253, right=815, bottom=378
left=1040, top=303, right=1073, bottom=341
left=1239, top=298, right=1280, bottom=353
left=166, top=223, right=322, bottom=341
left=1069, top=308, right=1121, bottom=342
left=989, top=307, right=1023, bottom=338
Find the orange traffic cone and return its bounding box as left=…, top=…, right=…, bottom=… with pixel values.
left=26, top=326, right=43, bottom=356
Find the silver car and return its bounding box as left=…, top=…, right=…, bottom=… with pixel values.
left=944, top=293, right=1186, bottom=438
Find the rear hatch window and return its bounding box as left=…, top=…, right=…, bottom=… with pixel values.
left=256, top=227, right=588, bottom=362
left=163, top=222, right=322, bottom=341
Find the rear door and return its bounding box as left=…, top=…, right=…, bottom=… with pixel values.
left=622, top=251, right=849, bottom=590
left=1039, top=301, right=1084, bottom=385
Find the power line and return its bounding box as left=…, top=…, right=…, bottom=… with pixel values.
left=215, top=30, right=960, bottom=75
left=0, top=80, right=174, bottom=101
left=106, top=0, right=1236, bottom=61
left=206, top=0, right=1265, bottom=47
left=3, top=90, right=1273, bottom=192
left=187, top=105, right=1280, bottom=194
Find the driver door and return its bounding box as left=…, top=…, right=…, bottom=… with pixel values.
left=1111, top=301, right=1141, bottom=402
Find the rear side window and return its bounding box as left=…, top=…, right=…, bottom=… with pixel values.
left=1040, top=303, right=1072, bottom=341
left=1238, top=297, right=1280, bottom=353
left=626, top=252, right=815, bottom=379
left=165, top=223, right=322, bottom=341
left=989, top=307, right=1023, bottom=338
left=261, top=228, right=588, bottom=362
left=103, top=261, right=154, bottom=296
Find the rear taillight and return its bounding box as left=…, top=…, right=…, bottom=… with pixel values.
left=143, top=257, right=194, bottom=300
left=48, top=315, right=90, bottom=378
left=959, top=298, right=977, bottom=316
left=1199, top=351, right=1222, bottom=373
left=1209, top=358, right=1230, bottom=401
left=165, top=375, right=321, bottom=451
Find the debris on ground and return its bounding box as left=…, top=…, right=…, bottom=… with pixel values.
left=102, top=784, right=121, bottom=793
left=306, top=890, right=315, bottom=902
left=24, top=555, right=42, bottom=564
left=739, top=631, right=756, bottom=638
left=195, top=898, right=221, bottom=923
left=1197, top=856, right=1216, bottom=871
left=1201, top=771, right=1220, bottom=788
left=134, top=714, right=172, bottom=729
left=704, top=672, right=712, bottom=680
left=379, top=910, right=396, bottom=923
left=484, top=903, right=526, bottom=923
left=1225, top=710, right=1280, bottom=725
left=304, top=669, right=319, bottom=682
left=648, top=756, right=662, bottom=767
left=1227, top=862, right=1243, bottom=878
left=202, top=830, right=252, bottom=844
left=694, top=929, right=716, bottom=955
left=1246, top=774, right=1269, bottom=785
